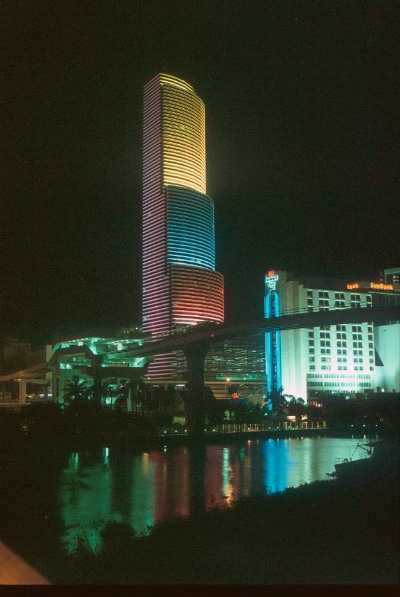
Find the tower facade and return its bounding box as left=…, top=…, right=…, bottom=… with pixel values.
left=264, top=270, right=283, bottom=409
left=142, top=74, right=224, bottom=378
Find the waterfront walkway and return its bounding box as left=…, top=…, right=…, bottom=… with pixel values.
left=160, top=420, right=328, bottom=438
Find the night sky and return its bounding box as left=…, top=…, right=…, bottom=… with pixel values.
left=2, top=1, right=399, bottom=342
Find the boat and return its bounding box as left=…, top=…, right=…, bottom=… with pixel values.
left=333, top=440, right=399, bottom=482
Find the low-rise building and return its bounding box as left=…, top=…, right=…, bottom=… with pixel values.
left=47, top=328, right=149, bottom=405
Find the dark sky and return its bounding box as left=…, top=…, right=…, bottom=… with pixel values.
left=2, top=1, right=399, bottom=342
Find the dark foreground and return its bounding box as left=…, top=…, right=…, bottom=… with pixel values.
left=48, top=454, right=399, bottom=585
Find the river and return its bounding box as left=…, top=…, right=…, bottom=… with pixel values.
left=58, top=435, right=369, bottom=553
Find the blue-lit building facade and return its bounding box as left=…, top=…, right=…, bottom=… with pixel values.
left=264, top=270, right=283, bottom=408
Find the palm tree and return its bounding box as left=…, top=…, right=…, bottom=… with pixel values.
left=63, top=376, right=91, bottom=405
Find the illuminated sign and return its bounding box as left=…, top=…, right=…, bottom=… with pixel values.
left=265, top=270, right=279, bottom=290
left=347, top=281, right=394, bottom=291
left=370, top=282, right=393, bottom=291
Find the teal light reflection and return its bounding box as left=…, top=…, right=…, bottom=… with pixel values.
left=263, top=439, right=289, bottom=494
left=60, top=454, right=117, bottom=554
left=129, top=453, right=155, bottom=535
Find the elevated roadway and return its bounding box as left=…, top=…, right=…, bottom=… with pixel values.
left=118, top=305, right=400, bottom=436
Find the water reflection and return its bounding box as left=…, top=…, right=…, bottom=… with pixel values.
left=59, top=437, right=368, bottom=553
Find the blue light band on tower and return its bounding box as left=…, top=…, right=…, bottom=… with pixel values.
left=166, top=186, right=215, bottom=270
left=264, top=270, right=283, bottom=410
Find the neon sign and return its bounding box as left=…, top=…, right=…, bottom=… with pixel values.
left=370, top=282, right=393, bottom=291
left=265, top=270, right=279, bottom=290
left=347, top=281, right=393, bottom=291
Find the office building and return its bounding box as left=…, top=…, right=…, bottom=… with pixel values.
left=142, top=74, right=224, bottom=379
left=205, top=335, right=266, bottom=402
left=383, top=267, right=400, bottom=286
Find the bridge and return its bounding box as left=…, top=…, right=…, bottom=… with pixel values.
left=118, top=305, right=400, bottom=436
left=1, top=305, right=399, bottom=433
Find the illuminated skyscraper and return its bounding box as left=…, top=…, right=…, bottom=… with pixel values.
left=142, top=74, right=224, bottom=378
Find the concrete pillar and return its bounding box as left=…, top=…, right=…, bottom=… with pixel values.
left=127, top=386, right=133, bottom=413
left=18, top=381, right=26, bottom=405
left=92, top=355, right=102, bottom=404
left=184, top=341, right=210, bottom=438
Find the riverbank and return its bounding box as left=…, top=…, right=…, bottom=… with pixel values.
left=47, top=441, right=399, bottom=585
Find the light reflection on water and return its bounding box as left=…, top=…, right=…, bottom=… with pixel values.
left=59, top=437, right=367, bottom=553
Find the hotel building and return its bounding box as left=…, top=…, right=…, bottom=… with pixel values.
left=348, top=271, right=400, bottom=393
left=266, top=270, right=400, bottom=401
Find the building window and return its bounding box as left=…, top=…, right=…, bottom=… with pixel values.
left=335, top=300, right=345, bottom=308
